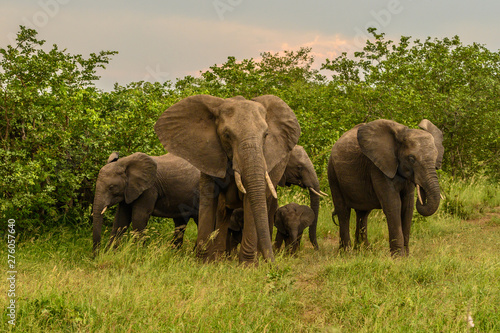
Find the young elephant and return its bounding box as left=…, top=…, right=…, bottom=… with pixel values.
left=226, top=208, right=244, bottom=255
left=92, top=152, right=200, bottom=252
left=279, top=145, right=328, bottom=250
left=274, top=203, right=316, bottom=254
left=328, top=119, right=444, bottom=256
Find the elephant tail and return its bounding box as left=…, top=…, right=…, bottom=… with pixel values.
left=331, top=209, right=338, bottom=226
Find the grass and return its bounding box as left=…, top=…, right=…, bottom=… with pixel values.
left=1, top=177, right=499, bottom=332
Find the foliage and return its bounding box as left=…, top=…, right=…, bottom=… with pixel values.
left=322, top=28, right=500, bottom=178
left=0, top=27, right=117, bottom=228
left=1, top=26, right=499, bottom=229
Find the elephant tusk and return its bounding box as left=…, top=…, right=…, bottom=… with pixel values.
left=101, top=206, right=108, bottom=215
left=309, top=188, right=329, bottom=197
left=416, top=185, right=424, bottom=206
left=234, top=171, right=247, bottom=194
left=265, top=172, right=278, bottom=199
left=440, top=193, right=445, bottom=200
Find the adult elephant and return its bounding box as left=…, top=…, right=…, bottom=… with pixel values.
left=327, top=119, right=444, bottom=256
left=154, top=95, right=300, bottom=263
left=92, top=152, right=200, bottom=253
left=278, top=145, right=328, bottom=250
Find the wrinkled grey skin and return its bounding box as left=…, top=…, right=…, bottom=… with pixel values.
left=92, top=152, right=200, bottom=252
left=327, top=119, right=444, bottom=256
left=274, top=203, right=315, bottom=254
left=154, top=95, right=300, bottom=264
left=227, top=146, right=325, bottom=253
left=279, top=145, right=325, bottom=250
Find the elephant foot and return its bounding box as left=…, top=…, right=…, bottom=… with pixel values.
left=239, top=250, right=259, bottom=265
left=338, top=244, right=353, bottom=255
left=389, top=247, right=409, bottom=257
left=171, top=224, right=187, bottom=249
left=354, top=241, right=371, bottom=251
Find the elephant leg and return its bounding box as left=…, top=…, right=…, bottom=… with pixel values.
left=197, top=174, right=218, bottom=261
left=108, top=202, right=132, bottom=249
left=328, top=167, right=351, bottom=250
left=172, top=217, right=188, bottom=249
left=226, top=230, right=241, bottom=256
left=212, top=199, right=232, bottom=260
left=130, top=191, right=156, bottom=233
left=267, top=196, right=278, bottom=240
left=337, top=207, right=352, bottom=251
left=274, top=231, right=285, bottom=252
left=372, top=173, right=405, bottom=255
left=400, top=185, right=415, bottom=256
left=354, top=210, right=370, bottom=249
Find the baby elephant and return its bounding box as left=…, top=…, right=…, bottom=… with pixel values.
left=227, top=208, right=244, bottom=255
left=274, top=203, right=316, bottom=254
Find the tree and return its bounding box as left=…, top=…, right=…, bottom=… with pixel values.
left=322, top=29, right=500, bottom=178
left=0, top=26, right=117, bottom=228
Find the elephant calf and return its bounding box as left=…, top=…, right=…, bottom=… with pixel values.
left=92, top=152, right=200, bottom=252
left=274, top=203, right=316, bottom=254
left=226, top=208, right=244, bottom=255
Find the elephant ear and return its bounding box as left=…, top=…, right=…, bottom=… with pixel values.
left=277, top=173, right=287, bottom=187
left=357, top=119, right=408, bottom=178
left=300, top=206, right=315, bottom=229
left=252, top=95, right=301, bottom=173
left=418, top=119, right=444, bottom=169
left=107, top=152, right=120, bottom=164
left=118, top=153, right=157, bottom=204
left=154, top=95, right=227, bottom=178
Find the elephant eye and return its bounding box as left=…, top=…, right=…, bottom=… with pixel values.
left=263, top=130, right=269, bottom=139
left=408, top=155, right=416, bottom=164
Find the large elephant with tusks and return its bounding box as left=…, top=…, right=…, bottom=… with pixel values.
left=154, top=95, right=300, bottom=264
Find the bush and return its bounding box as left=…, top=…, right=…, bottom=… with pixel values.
left=1, top=26, right=498, bottom=229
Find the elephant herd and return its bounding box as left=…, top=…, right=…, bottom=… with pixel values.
left=92, top=94, right=444, bottom=264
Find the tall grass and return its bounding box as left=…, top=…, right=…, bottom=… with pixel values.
left=2, top=177, right=499, bottom=332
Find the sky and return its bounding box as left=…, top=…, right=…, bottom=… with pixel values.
left=2, top=0, right=500, bottom=91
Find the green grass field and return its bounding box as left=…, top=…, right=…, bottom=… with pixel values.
left=2, top=177, right=500, bottom=332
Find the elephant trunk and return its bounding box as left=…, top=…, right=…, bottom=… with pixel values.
left=240, top=147, right=275, bottom=262
left=308, top=186, right=320, bottom=251
left=415, top=171, right=441, bottom=217
left=92, top=186, right=108, bottom=253
left=289, top=230, right=300, bottom=254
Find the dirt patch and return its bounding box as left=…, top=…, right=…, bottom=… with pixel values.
left=465, top=207, right=500, bottom=228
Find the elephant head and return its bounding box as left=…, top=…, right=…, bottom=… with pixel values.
left=279, top=145, right=327, bottom=250
left=274, top=203, right=316, bottom=254
left=92, top=152, right=157, bottom=252
left=154, top=95, right=300, bottom=262
left=357, top=119, right=444, bottom=217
